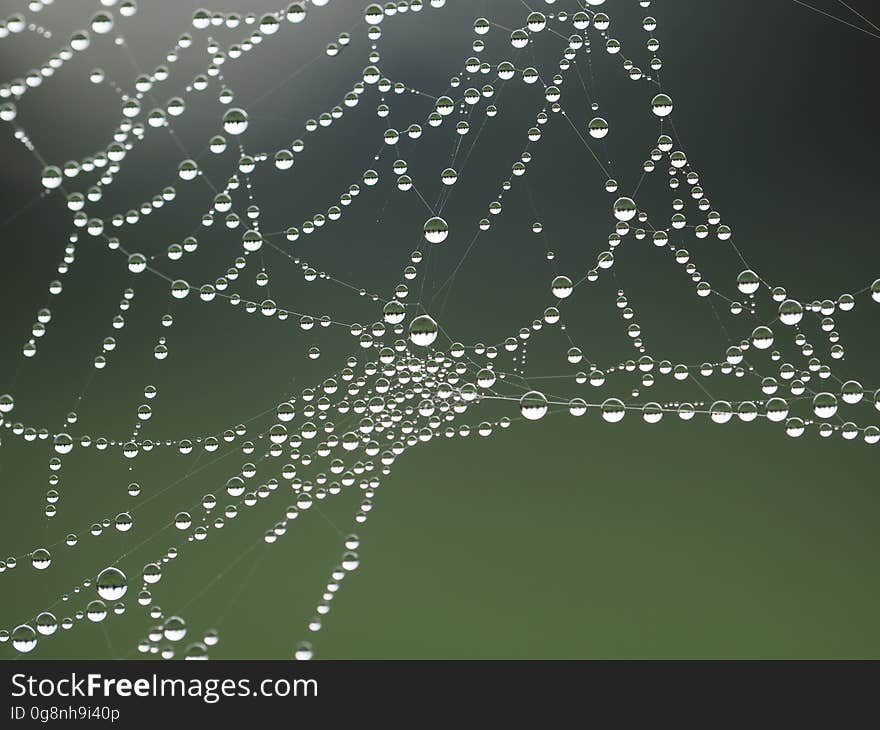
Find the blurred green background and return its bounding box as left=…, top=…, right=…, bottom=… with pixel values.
left=1, top=0, right=879, bottom=659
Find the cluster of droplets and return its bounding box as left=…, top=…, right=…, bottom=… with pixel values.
left=1, top=0, right=878, bottom=660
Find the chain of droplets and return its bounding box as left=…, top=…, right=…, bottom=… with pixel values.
left=0, top=0, right=878, bottom=659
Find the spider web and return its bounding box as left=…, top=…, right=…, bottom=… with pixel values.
left=0, top=0, right=878, bottom=659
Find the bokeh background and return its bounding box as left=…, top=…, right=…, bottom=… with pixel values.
left=1, top=0, right=879, bottom=659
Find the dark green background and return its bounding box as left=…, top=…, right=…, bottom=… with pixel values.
left=1, top=0, right=879, bottom=659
